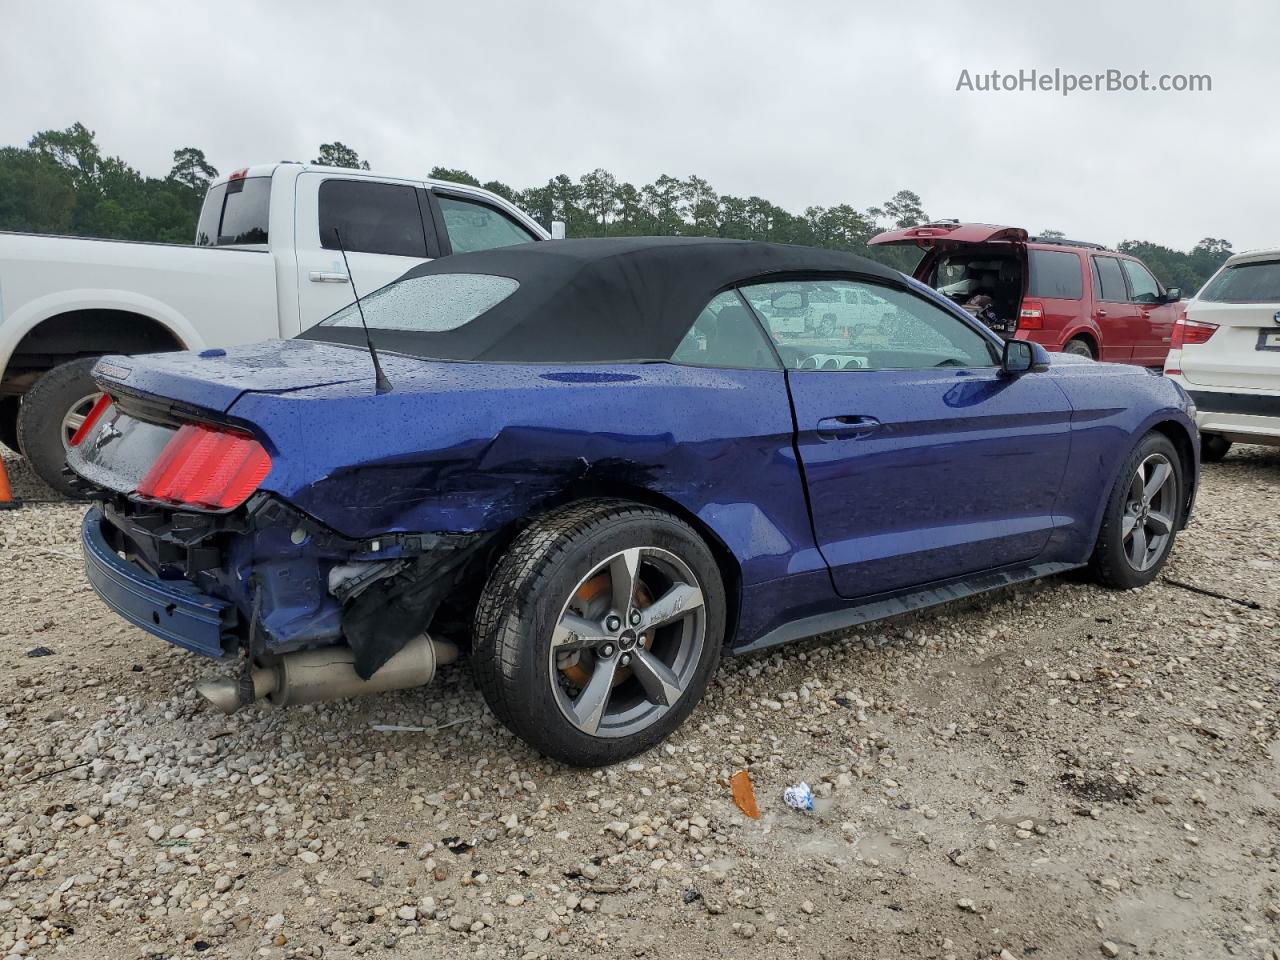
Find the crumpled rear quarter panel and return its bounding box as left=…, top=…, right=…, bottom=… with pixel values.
left=228, top=362, right=819, bottom=587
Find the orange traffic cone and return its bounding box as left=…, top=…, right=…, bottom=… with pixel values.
left=0, top=456, right=20, bottom=510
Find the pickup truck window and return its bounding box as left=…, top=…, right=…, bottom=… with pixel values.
left=319, top=179, right=428, bottom=258
left=437, top=196, right=537, bottom=254
left=196, top=177, right=271, bottom=246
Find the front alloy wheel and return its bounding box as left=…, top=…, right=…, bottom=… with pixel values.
left=471, top=500, right=724, bottom=766
left=1121, top=453, right=1177, bottom=572
left=1089, top=431, right=1182, bottom=589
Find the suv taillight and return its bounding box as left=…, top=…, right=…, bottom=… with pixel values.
left=135, top=423, right=271, bottom=510
left=1170, top=313, right=1218, bottom=349
left=1018, top=300, right=1044, bottom=330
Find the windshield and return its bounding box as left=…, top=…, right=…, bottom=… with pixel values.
left=1200, top=260, right=1280, bottom=303
left=319, top=273, right=520, bottom=332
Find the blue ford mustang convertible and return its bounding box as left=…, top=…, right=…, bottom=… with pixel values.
left=69, top=237, right=1198, bottom=766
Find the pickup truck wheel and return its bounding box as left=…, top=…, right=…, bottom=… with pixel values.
left=0, top=397, right=18, bottom=454
left=471, top=500, right=725, bottom=767
left=1088, top=432, right=1182, bottom=590
left=15, top=358, right=102, bottom=497
left=1200, top=434, right=1232, bottom=463
left=1063, top=338, right=1095, bottom=359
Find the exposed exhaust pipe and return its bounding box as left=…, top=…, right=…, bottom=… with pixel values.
left=195, top=634, right=458, bottom=715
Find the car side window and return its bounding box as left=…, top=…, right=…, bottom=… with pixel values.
left=741, top=279, right=997, bottom=371
left=1092, top=256, right=1129, bottom=303
left=1120, top=259, right=1161, bottom=303
left=670, top=291, right=780, bottom=370
left=1027, top=250, right=1083, bottom=299
left=318, top=179, right=428, bottom=257
left=436, top=195, right=537, bottom=253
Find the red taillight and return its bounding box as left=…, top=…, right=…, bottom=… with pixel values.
left=1170, top=314, right=1218, bottom=349
left=69, top=394, right=113, bottom=447
left=1018, top=300, right=1044, bottom=330
left=228, top=168, right=248, bottom=181
left=135, top=423, right=271, bottom=510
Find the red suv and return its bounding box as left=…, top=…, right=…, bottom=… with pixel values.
left=869, top=222, right=1183, bottom=366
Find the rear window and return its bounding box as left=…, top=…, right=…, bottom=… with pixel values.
left=1027, top=250, right=1083, bottom=300
left=318, top=273, right=519, bottom=333
left=1200, top=260, right=1280, bottom=303
left=195, top=177, right=271, bottom=246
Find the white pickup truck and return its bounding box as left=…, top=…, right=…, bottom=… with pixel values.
left=0, top=162, right=554, bottom=493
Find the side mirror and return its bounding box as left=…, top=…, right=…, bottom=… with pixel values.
left=1002, top=338, right=1050, bottom=375
left=550, top=220, right=566, bottom=240
left=1164, top=287, right=1181, bottom=302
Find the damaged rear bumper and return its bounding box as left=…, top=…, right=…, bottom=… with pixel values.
left=81, top=495, right=492, bottom=677
left=82, top=508, right=236, bottom=658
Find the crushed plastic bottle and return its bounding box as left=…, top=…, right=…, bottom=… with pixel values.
left=783, top=782, right=815, bottom=812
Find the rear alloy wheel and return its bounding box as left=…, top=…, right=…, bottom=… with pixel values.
left=1063, top=338, right=1095, bottom=359
left=1200, top=434, right=1232, bottom=463
left=472, top=500, right=724, bottom=766
left=1089, top=432, right=1182, bottom=589
left=14, top=358, right=102, bottom=497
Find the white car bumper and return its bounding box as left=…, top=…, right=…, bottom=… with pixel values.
left=1167, top=374, right=1280, bottom=446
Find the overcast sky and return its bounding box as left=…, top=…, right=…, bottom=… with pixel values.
left=1, top=0, right=1272, bottom=251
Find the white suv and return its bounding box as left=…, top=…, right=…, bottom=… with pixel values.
left=1165, top=249, right=1280, bottom=461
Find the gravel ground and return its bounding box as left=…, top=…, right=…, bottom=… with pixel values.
left=1, top=447, right=1278, bottom=960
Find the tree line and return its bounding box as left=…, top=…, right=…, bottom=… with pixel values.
left=0, top=123, right=1234, bottom=292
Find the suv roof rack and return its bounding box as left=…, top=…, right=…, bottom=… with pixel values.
left=1031, top=236, right=1110, bottom=251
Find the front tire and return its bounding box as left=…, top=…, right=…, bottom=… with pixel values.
left=14, top=359, right=102, bottom=497
left=1200, top=434, right=1232, bottom=463
left=472, top=500, right=725, bottom=767
left=1088, top=432, right=1182, bottom=589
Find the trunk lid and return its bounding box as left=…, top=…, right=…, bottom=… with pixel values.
left=92, top=340, right=385, bottom=414
left=1181, top=300, right=1280, bottom=388
left=869, top=222, right=1029, bottom=250
left=73, top=340, right=397, bottom=503
left=1181, top=256, right=1280, bottom=389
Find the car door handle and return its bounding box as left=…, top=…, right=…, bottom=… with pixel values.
left=1094, top=309, right=1107, bottom=319
left=817, top=415, right=881, bottom=441
left=309, top=271, right=350, bottom=283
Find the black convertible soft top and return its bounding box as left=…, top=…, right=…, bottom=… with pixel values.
left=302, top=236, right=905, bottom=363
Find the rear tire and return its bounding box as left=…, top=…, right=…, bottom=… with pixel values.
left=1063, top=338, right=1095, bottom=359
left=1088, top=432, right=1182, bottom=589
left=1200, top=434, right=1232, bottom=463
left=471, top=500, right=724, bottom=767
left=15, top=358, right=102, bottom=497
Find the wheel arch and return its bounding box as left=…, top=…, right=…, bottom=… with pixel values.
left=1062, top=327, right=1099, bottom=356
left=569, top=483, right=743, bottom=647
left=0, top=290, right=200, bottom=391
left=1087, top=414, right=1198, bottom=552
left=470, top=483, right=745, bottom=650
left=1149, top=418, right=1197, bottom=530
